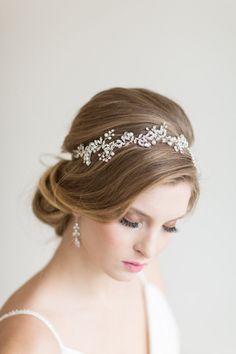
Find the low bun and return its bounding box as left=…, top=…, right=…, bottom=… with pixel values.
left=32, top=159, right=72, bottom=236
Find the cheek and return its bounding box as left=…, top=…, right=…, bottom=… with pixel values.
left=101, top=224, right=129, bottom=249
left=156, top=235, right=172, bottom=254
left=84, top=221, right=130, bottom=254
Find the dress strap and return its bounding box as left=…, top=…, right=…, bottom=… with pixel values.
left=0, top=308, right=64, bottom=350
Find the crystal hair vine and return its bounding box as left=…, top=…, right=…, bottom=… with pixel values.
left=71, top=122, right=197, bottom=169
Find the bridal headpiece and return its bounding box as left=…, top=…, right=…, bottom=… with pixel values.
left=71, top=121, right=197, bottom=169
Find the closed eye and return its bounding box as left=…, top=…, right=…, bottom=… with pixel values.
left=163, top=225, right=178, bottom=233
left=119, top=217, right=179, bottom=233
left=119, top=217, right=140, bottom=229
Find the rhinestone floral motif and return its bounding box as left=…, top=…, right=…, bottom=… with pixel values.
left=72, top=122, right=197, bottom=168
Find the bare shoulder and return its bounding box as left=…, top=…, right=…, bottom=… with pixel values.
left=143, top=257, right=166, bottom=293
left=0, top=313, right=61, bottom=354
left=0, top=270, right=61, bottom=353
left=0, top=268, right=50, bottom=316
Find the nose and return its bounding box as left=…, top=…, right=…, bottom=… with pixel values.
left=134, top=228, right=160, bottom=259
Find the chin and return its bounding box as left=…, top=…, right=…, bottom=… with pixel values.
left=104, top=269, right=135, bottom=283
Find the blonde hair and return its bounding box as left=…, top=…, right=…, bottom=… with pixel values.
left=32, top=87, right=200, bottom=236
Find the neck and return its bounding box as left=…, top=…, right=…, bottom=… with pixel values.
left=41, top=218, right=138, bottom=306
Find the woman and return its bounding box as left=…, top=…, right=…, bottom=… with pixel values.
left=0, top=87, right=200, bottom=354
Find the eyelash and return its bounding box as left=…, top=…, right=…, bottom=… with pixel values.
left=119, top=217, right=179, bottom=233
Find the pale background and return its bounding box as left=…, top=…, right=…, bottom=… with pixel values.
left=0, top=1, right=235, bottom=353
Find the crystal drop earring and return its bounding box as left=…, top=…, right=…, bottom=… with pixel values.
left=72, top=216, right=81, bottom=248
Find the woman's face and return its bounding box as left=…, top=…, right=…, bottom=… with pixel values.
left=77, top=182, right=192, bottom=281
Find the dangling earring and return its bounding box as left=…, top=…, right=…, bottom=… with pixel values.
left=72, top=216, right=81, bottom=248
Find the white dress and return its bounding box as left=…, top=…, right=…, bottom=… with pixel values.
left=0, top=271, right=180, bottom=354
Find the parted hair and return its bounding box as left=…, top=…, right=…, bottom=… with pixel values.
left=32, top=87, right=200, bottom=236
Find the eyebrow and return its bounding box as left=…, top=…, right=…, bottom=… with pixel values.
left=129, top=207, right=186, bottom=222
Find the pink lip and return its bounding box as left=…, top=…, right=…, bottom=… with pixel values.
left=122, top=261, right=145, bottom=272
left=123, top=261, right=147, bottom=266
